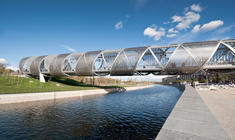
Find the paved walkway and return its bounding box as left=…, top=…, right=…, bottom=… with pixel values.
left=156, top=85, right=231, bottom=140
left=198, top=89, right=235, bottom=140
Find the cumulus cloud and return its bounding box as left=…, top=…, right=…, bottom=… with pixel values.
left=6, top=65, right=18, bottom=71
left=115, top=21, right=123, bottom=30
left=168, top=28, right=178, bottom=33
left=191, top=24, right=201, bottom=33
left=172, top=16, right=183, bottom=23
left=191, top=4, right=202, bottom=12
left=167, top=34, right=177, bottom=38
left=201, top=20, right=224, bottom=31
left=192, top=20, right=224, bottom=33
left=174, top=11, right=200, bottom=30
left=171, top=4, right=202, bottom=30
left=0, top=58, right=7, bottom=64
left=61, top=44, right=76, bottom=53
left=0, top=58, right=18, bottom=71
left=144, top=25, right=165, bottom=41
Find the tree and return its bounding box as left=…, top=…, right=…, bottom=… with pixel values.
left=0, top=63, right=6, bottom=74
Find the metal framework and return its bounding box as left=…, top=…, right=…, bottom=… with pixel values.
left=19, top=39, right=235, bottom=77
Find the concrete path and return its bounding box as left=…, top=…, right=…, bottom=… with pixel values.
left=156, top=85, right=231, bottom=140
left=198, top=89, right=235, bottom=140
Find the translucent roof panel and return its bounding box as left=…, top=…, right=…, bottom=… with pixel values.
left=76, top=51, right=101, bottom=76
left=93, top=54, right=107, bottom=71
left=19, top=57, right=30, bottom=73
left=49, top=54, right=70, bottom=76
left=30, top=55, right=47, bottom=76
left=23, top=56, right=37, bottom=74
left=150, top=46, right=177, bottom=68
left=136, top=49, right=162, bottom=70
left=205, top=44, right=235, bottom=67
left=182, top=41, right=219, bottom=67
left=19, top=39, right=235, bottom=76
left=39, top=55, right=58, bottom=73
left=110, top=47, right=147, bottom=76
left=165, top=46, right=200, bottom=74
left=93, top=50, right=120, bottom=75
left=63, top=53, right=82, bottom=72
left=103, top=50, right=120, bottom=70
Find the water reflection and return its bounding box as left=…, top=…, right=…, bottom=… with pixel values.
left=0, top=84, right=182, bottom=140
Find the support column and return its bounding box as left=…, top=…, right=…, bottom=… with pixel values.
left=39, top=73, right=46, bottom=83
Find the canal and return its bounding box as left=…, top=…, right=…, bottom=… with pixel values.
left=0, top=84, right=182, bottom=140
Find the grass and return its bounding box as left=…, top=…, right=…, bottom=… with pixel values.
left=0, top=75, right=122, bottom=94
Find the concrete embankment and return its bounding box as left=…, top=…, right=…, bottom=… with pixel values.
left=156, top=85, right=231, bottom=140
left=0, top=85, right=153, bottom=104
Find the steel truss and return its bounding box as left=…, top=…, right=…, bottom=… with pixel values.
left=19, top=39, right=235, bottom=77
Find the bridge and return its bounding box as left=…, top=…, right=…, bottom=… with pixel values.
left=19, top=39, right=235, bottom=78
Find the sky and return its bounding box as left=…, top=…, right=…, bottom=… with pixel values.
left=1, top=0, right=235, bottom=70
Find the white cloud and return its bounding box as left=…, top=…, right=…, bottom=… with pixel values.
left=171, top=4, right=202, bottom=30
left=175, top=11, right=200, bottom=30
left=191, top=24, right=201, bottom=33
left=144, top=25, right=165, bottom=41
left=216, top=24, right=235, bottom=34
left=0, top=58, right=18, bottom=71
left=115, top=21, right=123, bottom=30
left=61, top=44, right=76, bottom=53
left=6, top=65, right=18, bottom=71
left=0, top=58, right=7, bottom=64
left=191, top=4, right=202, bottom=12
left=167, top=34, right=177, bottom=38
left=192, top=20, right=224, bottom=33
left=172, top=15, right=183, bottom=23
left=168, top=28, right=178, bottom=33
left=201, top=20, right=224, bottom=31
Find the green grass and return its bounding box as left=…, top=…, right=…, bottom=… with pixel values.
left=0, top=75, right=121, bottom=94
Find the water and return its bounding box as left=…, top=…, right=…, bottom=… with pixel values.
left=0, top=85, right=182, bottom=140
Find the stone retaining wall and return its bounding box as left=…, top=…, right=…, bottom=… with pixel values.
left=0, top=85, right=153, bottom=104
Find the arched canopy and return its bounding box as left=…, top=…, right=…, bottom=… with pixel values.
left=135, top=47, right=162, bottom=74
left=182, top=41, right=219, bottom=67
left=49, top=53, right=70, bottom=76
left=39, top=55, right=58, bottom=74
left=63, top=53, right=82, bottom=73
left=75, top=51, right=102, bottom=76
left=19, top=39, right=235, bottom=77
left=110, top=47, right=148, bottom=76
left=93, top=49, right=121, bottom=76
left=165, top=46, right=200, bottom=74
left=19, top=57, right=30, bottom=73
left=204, top=41, right=235, bottom=71
left=21, top=56, right=37, bottom=74
left=30, top=55, right=47, bottom=76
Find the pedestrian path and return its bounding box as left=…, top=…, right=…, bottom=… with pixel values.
left=156, top=85, right=231, bottom=140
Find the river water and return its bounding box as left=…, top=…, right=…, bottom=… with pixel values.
left=0, top=84, right=182, bottom=140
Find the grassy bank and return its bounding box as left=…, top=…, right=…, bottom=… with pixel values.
left=0, top=75, right=122, bottom=94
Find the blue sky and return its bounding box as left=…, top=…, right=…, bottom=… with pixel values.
left=1, top=0, right=235, bottom=70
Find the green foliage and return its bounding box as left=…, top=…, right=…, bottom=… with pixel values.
left=199, top=78, right=207, bottom=83
left=0, top=75, right=122, bottom=94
